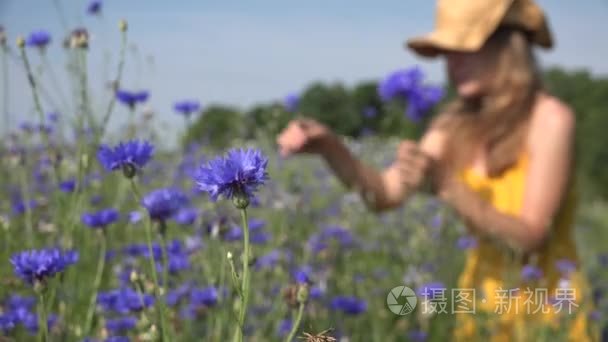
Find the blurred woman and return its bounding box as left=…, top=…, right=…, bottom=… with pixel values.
left=276, top=0, right=596, bottom=340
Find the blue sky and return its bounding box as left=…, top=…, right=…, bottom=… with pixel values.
left=1, top=0, right=607, bottom=143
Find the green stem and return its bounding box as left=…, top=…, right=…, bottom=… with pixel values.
left=2, top=46, right=9, bottom=134
left=19, top=161, right=34, bottom=249
left=38, top=291, right=48, bottom=342
left=213, top=250, right=227, bottom=340
left=235, top=208, right=250, bottom=342
left=98, top=30, right=127, bottom=141
left=158, top=223, right=174, bottom=341
left=83, top=229, right=107, bottom=336
left=18, top=45, right=49, bottom=147
left=285, top=302, right=305, bottom=342
left=130, top=179, right=169, bottom=342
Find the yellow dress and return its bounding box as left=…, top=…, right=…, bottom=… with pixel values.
left=454, top=152, right=597, bottom=341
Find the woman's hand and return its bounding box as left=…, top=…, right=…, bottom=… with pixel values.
left=394, top=140, right=435, bottom=192
left=276, top=118, right=332, bottom=157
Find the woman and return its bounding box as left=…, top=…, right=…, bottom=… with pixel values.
left=277, top=0, right=596, bottom=340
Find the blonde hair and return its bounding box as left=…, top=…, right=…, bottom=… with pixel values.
left=433, top=26, right=542, bottom=177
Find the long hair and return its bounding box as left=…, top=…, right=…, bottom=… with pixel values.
left=433, top=26, right=543, bottom=177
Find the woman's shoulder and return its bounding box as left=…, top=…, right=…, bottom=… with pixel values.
left=528, top=93, right=575, bottom=144
left=528, top=94, right=576, bottom=156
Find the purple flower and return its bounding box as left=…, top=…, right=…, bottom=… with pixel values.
left=172, top=207, right=198, bottom=226
left=10, top=248, right=79, bottom=285
left=407, top=330, right=428, bottom=342
left=195, top=148, right=269, bottom=203
left=106, top=337, right=130, bottom=342
left=307, top=225, right=355, bottom=254
left=406, top=85, right=444, bottom=122
left=378, top=67, right=443, bottom=121
left=329, top=296, right=367, bottom=315
left=456, top=235, right=478, bottom=250
left=166, top=283, right=192, bottom=307
left=190, top=286, right=218, bottom=307
left=81, top=208, right=120, bottom=229
left=59, top=179, right=76, bottom=193
left=255, top=250, right=281, bottom=270
left=283, top=93, right=300, bottom=112
left=105, top=316, right=137, bottom=334
left=142, top=188, right=188, bottom=221
left=173, top=100, right=201, bottom=116
left=87, top=0, right=102, bottom=15
left=292, top=265, right=313, bottom=284
left=97, top=288, right=154, bottom=314
left=115, top=90, right=149, bottom=109
left=26, top=30, right=51, bottom=49
left=97, top=140, right=154, bottom=177
left=378, top=67, right=423, bottom=101
left=555, top=258, right=577, bottom=277
left=277, top=318, right=292, bottom=337
left=128, top=211, right=143, bottom=224
left=521, top=264, right=544, bottom=281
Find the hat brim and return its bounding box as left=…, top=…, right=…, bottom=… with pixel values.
left=406, top=30, right=482, bottom=58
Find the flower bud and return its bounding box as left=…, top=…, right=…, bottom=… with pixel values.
left=232, top=191, right=250, bottom=210
left=296, top=283, right=309, bottom=304
left=119, top=19, right=128, bottom=32
left=16, top=36, right=25, bottom=48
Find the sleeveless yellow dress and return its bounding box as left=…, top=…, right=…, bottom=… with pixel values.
left=454, top=152, right=597, bottom=341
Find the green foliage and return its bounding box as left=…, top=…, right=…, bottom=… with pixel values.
left=182, top=105, right=245, bottom=149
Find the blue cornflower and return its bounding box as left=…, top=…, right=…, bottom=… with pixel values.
left=10, top=248, right=79, bottom=285
left=59, top=179, right=76, bottom=193
left=81, top=208, right=120, bottom=229
left=292, top=265, right=313, bottom=284
left=87, top=0, right=102, bottom=15
left=521, top=264, right=544, bottom=281
left=283, top=93, right=299, bottom=113
left=26, top=30, right=51, bottom=49
left=329, top=296, right=367, bottom=315
left=172, top=207, right=198, bottom=226
left=195, top=148, right=269, bottom=207
left=47, top=112, right=60, bottom=123
left=277, top=318, right=292, bottom=338
left=406, top=85, right=444, bottom=122
left=407, top=330, right=428, bottom=342
left=190, top=286, right=218, bottom=307
left=307, top=225, right=356, bottom=254
left=97, top=140, right=154, bottom=178
left=173, top=100, right=201, bottom=117
left=142, top=188, right=188, bottom=221
left=106, top=337, right=130, bottom=342
left=97, top=288, right=154, bottom=314
left=378, top=67, right=423, bottom=101
left=255, top=250, right=281, bottom=270
left=456, top=235, right=478, bottom=250
left=105, top=316, right=137, bottom=334
left=128, top=211, right=143, bottom=224
left=0, top=314, right=15, bottom=333
left=555, top=259, right=577, bottom=277
left=115, top=90, right=149, bottom=109
left=378, top=67, right=443, bottom=121
left=166, top=283, right=192, bottom=307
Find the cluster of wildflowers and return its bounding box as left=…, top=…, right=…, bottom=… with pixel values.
left=378, top=67, right=444, bottom=121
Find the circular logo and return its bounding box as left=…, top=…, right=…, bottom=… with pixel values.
left=387, top=286, right=417, bottom=315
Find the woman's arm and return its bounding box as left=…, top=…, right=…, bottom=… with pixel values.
left=438, top=97, right=575, bottom=253
left=319, top=129, right=446, bottom=212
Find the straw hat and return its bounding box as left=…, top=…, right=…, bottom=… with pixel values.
left=406, top=0, right=553, bottom=58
